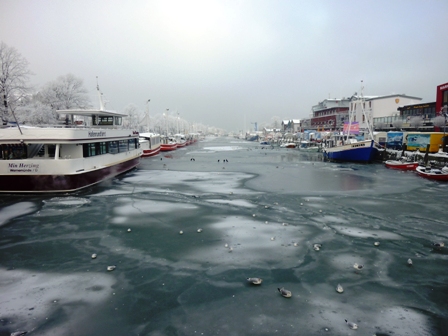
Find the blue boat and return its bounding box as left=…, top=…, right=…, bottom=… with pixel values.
left=322, top=82, right=378, bottom=163
left=323, top=139, right=377, bottom=162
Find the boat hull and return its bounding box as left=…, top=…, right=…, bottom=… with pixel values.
left=0, top=156, right=140, bottom=193
left=142, top=147, right=161, bottom=157
left=385, top=161, right=419, bottom=171
left=160, top=144, right=177, bottom=151
left=416, top=166, right=448, bottom=181
left=324, top=140, right=377, bottom=163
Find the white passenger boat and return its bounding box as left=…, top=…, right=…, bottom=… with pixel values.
left=0, top=86, right=142, bottom=193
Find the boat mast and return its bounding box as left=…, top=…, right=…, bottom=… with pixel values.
left=346, top=94, right=355, bottom=143
left=360, top=82, right=374, bottom=140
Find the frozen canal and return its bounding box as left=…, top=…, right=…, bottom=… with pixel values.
left=1, top=136, right=448, bottom=335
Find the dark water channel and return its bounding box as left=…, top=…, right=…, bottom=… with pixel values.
left=1, top=137, right=447, bottom=335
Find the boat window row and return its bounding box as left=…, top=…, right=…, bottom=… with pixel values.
left=92, top=116, right=123, bottom=126
left=1, top=144, right=27, bottom=160
left=351, top=143, right=366, bottom=148
left=83, top=139, right=139, bottom=157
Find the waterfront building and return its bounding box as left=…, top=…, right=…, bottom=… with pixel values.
left=436, top=82, right=448, bottom=114
left=351, top=94, right=422, bottom=133
left=310, top=98, right=351, bottom=131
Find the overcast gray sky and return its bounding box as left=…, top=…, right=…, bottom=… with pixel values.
left=1, top=0, right=447, bottom=132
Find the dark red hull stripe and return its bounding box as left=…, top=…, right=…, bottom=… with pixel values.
left=0, top=157, right=140, bottom=193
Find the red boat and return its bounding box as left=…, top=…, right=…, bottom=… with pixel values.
left=384, top=159, right=419, bottom=171
left=139, top=133, right=161, bottom=157
left=160, top=142, right=177, bottom=151
left=416, top=166, right=448, bottom=181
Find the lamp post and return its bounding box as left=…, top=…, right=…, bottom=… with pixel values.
left=146, top=99, right=150, bottom=132
left=165, top=109, right=169, bottom=136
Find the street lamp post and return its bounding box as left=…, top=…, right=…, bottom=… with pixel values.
left=165, top=109, right=169, bottom=136
left=146, top=99, right=150, bottom=132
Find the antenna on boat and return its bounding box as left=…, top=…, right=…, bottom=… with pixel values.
left=96, top=76, right=105, bottom=111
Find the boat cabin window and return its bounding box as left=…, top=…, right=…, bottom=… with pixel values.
left=108, top=141, right=119, bottom=154
left=92, top=116, right=114, bottom=126
left=119, top=140, right=128, bottom=152
left=1, top=144, right=27, bottom=160
left=83, top=142, right=109, bottom=157
left=47, top=145, right=57, bottom=158
left=128, top=139, right=137, bottom=150
left=91, top=116, right=122, bottom=126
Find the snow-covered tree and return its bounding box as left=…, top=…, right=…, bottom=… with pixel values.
left=409, top=116, right=423, bottom=128
left=14, top=100, right=58, bottom=125
left=122, top=103, right=141, bottom=129
left=0, top=41, right=33, bottom=124
left=37, top=73, right=90, bottom=111
left=392, top=119, right=403, bottom=130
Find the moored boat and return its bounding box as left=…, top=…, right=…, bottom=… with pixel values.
left=324, top=139, right=377, bottom=162
left=139, top=132, right=161, bottom=157
left=0, top=85, right=142, bottom=193
left=323, top=82, right=378, bottom=163
left=173, top=134, right=187, bottom=148
left=298, top=140, right=320, bottom=152
left=160, top=136, right=177, bottom=151
left=280, top=142, right=296, bottom=148
left=415, top=166, right=448, bottom=181
left=384, top=159, right=419, bottom=170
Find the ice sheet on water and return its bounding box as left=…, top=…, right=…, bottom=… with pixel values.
left=42, top=197, right=91, bottom=207
left=37, top=197, right=91, bottom=217
left=205, top=199, right=257, bottom=208
left=0, top=202, right=36, bottom=227
left=0, top=267, right=115, bottom=333
left=110, top=198, right=198, bottom=224
left=331, top=225, right=404, bottom=240
left=184, top=216, right=310, bottom=270
left=202, top=146, right=245, bottom=151
left=113, top=170, right=258, bottom=196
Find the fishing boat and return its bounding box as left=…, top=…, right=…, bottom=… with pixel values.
left=415, top=166, right=448, bottom=181
left=0, top=84, right=142, bottom=193
left=323, top=82, right=378, bottom=163
left=384, top=159, right=419, bottom=170
left=298, top=140, right=320, bottom=152
left=280, top=142, right=296, bottom=148
left=139, top=132, right=161, bottom=157
left=173, top=134, right=187, bottom=148
left=160, top=136, right=177, bottom=151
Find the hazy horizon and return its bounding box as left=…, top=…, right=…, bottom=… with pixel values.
left=2, top=0, right=448, bottom=132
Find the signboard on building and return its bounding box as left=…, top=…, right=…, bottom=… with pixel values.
left=343, top=122, right=359, bottom=134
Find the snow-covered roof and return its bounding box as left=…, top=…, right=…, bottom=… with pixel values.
left=57, top=109, right=128, bottom=117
